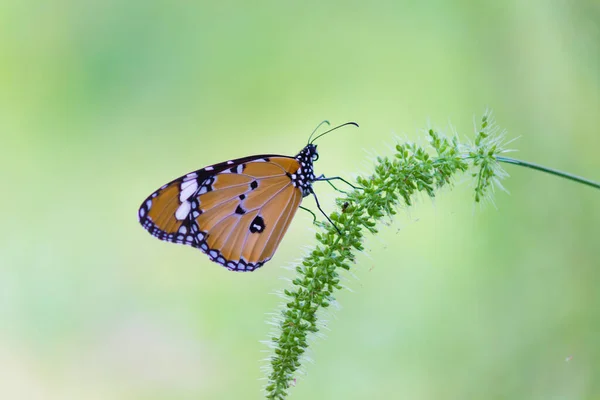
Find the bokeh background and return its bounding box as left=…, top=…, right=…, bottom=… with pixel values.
left=2, top=1, right=599, bottom=399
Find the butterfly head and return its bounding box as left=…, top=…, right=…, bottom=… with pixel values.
left=295, top=143, right=318, bottom=162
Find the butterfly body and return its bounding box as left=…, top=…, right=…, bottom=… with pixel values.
left=138, top=144, right=319, bottom=272
left=288, top=144, right=318, bottom=196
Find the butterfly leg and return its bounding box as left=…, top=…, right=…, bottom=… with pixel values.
left=309, top=189, right=343, bottom=235
left=323, top=179, right=348, bottom=194
left=299, top=206, right=317, bottom=224
left=314, top=175, right=360, bottom=191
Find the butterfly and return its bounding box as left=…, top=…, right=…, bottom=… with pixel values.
left=138, top=122, right=358, bottom=272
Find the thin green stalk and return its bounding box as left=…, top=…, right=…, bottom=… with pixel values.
left=496, top=156, right=600, bottom=190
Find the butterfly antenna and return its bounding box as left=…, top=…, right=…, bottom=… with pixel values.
left=309, top=122, right=359, bottom=144
left=307, top=120, right=331, bottom=144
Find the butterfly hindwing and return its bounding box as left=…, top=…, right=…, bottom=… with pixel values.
left=138, top=155, right=304, bottom=271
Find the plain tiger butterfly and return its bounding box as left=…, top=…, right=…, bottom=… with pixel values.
left=138, top=122, right=358, bottom=272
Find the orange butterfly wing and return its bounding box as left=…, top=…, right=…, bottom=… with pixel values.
left=138, top=156, right=303, bottom=271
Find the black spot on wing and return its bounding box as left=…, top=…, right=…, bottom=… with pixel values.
left=249, top=215, right=265, bottom=233
left=235, top=205, right=246, bottom=215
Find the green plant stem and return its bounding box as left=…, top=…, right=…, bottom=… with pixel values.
left=496, top=156, right=600, bottom=190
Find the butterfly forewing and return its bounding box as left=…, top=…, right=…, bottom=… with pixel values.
left=138, top=155, right=305, bottom=272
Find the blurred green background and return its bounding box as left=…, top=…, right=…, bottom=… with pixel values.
left=1, top=1, right=599, bottom=399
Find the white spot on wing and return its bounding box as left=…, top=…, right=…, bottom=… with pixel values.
left=205, top=166, right=214, bottom=171
left=181, top=180, right=196, bottom=190
left=180, top=180, right=198, bottom=201
left=175, top=201, right=191, bottom=220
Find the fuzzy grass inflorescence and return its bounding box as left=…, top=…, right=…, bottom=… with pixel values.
left=264, top=112, right=510, bottom=399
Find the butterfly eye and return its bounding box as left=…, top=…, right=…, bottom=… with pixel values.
left=312, top=153, right=319, bottom=162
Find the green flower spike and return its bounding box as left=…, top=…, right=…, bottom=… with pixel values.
left=263, top=112, right=599, bottom=399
